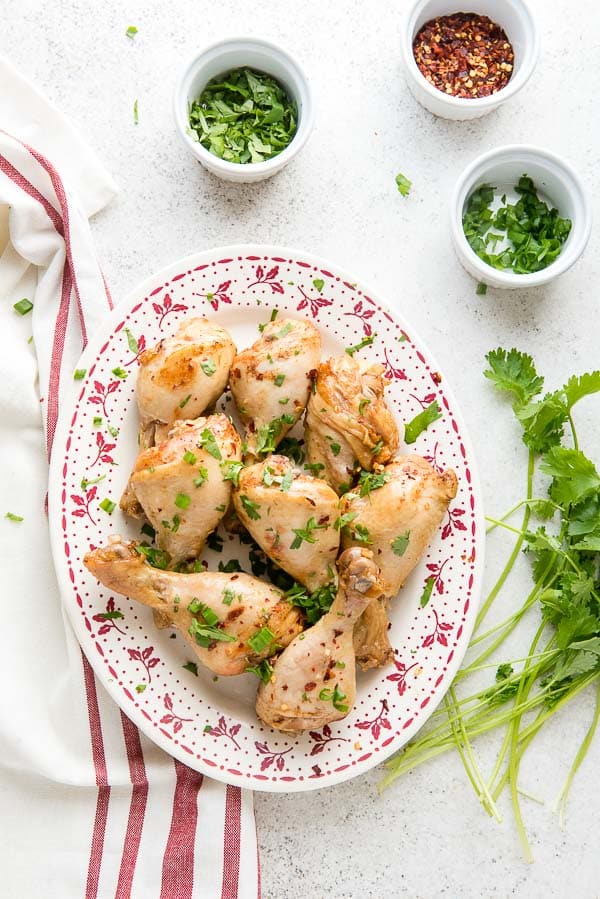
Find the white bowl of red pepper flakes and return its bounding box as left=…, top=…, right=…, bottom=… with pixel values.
left=451, top=145, right=592, bottom=289
left=400, top=0, right=539, bottom=119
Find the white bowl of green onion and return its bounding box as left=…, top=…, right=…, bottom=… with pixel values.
left=174, top=37, right=314, bottom=182
left=451, top=145, right=592, bottom=289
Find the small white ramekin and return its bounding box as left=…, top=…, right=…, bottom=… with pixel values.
left=400, top=0, right=540, bottom=120
left=173, top=37, right=314, bottom=183
left=451, top=145, right=592, bottom=289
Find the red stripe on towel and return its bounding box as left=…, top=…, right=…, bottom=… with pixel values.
left=160, top=760, right=203, bottom=899
left=115, top=711, right=149, bottom=899
left=221, top=785, right=242, bottom=899
left=82, top=653, right=110, bottom=899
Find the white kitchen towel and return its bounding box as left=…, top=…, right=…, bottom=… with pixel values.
left=0, top=59, right=259, bottom=899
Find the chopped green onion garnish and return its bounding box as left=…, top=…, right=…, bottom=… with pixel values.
left=5, top=512, right=23, bottom=522
left=183, top=450, right=197, bottom=465
left=112, top=367, right=128, bottom=379
left=175, top=493, right=191, bottom=510
left=74, top=369, right=87, bottom=380
left=248, top=627, right=276, bottom=655
left=99, top=498, right=116, bottom=515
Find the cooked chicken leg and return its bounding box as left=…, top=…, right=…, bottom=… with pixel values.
left=84, top=537, right=303, bottom=676
left=304, top=354, right=400, bottom=494
left=229, top=317, right=320, bottom=459
left=233, top=455, right=340, bottom=591
left=127, top=414, right=241, bottom=566
left=255, top=547, right=384, bottom=732
left=340, top=456, right=458, bottom=669
left=136, top=318, right=236, bottom=448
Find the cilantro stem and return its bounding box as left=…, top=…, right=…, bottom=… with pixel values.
left=447, top=687, right=502, bottom=821
left=554, top=679, right=600, bottom=828
left=567, top=412, right=579, bottom=452
left=474, top=450, right=534, bottom=633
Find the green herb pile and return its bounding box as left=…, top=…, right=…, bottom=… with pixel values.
left=463, top=176, right=572, bottom=274
left=189, top=67, right=297, bottom=164
left=382, top=348, right=600, bottom=860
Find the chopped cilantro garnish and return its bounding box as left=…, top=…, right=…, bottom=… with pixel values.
left=391, top=531, right=410, bottom=556
left=346, top=334, right=376, bottom=357
left=201, top=359, right=217, bottom=376
left=111, top=367, right=128, bottom=379
left=183, top=661, right=198, bottom=676
left=220, top=460, right=244, bottom=487
left=135, top=545, right=170, bottom=569
left=304, top=462, right=325, bottom=477
left=291, top=516, right=326, bottom=549
left=198, top=428, right=222, bottom=460
left=329, top=441, right=341, bottom=456
left=240, top=495, right=261, bottom=520
left=141, top=522, right=156, bottom=540
left=395, top=172, right=412, bottom=197
left=274, top=373, right=286, bottom=387
left=404, top=401, right=442, bottom=444
left=245, top=659, right=274, bottom=683
left=183, top=450, right=197, bottom=465
left=193, top=467, right=209, bottom=488
left=313, top=278, right=324, bottom=292
left=188, top=67, right=297, bottom=165
left=476, top=282, right=488, bottom=295
left=207, top=531, right=224, bottom=552
left=218, top=558, right=243, bottom=573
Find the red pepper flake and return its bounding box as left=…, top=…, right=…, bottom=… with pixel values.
left=413, top=13, right=514, bottom=99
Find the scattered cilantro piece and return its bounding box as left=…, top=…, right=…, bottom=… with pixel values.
left=484, top=348, right=544, bottom=408
left=220, top=460, right=244, bottom=487
left=391, top=531, right=410, bottom=556
left=291, top=516, right=326, bottom=549
left=197, top=428, right=222, bottom=460
left=245, top=659, right=274, bottom=684
left=313, top=278, right=324, bottom=292
left=358, top=469, right=387, bottom=496
left=133, top=99, right=139, bottom=125
left=112, top=367, right=128, bottom=379
left=420, top=576, right=435, bottom=607
left=135, top=545, right=170, bottom=569
left=404, top=401, right=442, bottom=444
left=476, top=282, right=487, bottom=295
left=395, top=172, right=411, bottom=197
left=278, top=436, right=305, bottom=465
left=175, top=492, right=191, bottom=510
left=183, top=661, right=198, bottom=676
left=346, top=334, right=376, bottom=357
left=183, top=450, right=197, bottom=465
left=274, top=373, right=286, bottom=387
left=218, top=559, right=243, bottom=573
left=240, top=495, right=261, bottom=520
left=141, top=522, right=156, bottom=540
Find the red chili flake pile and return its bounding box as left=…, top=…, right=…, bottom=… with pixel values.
left=413, top=12, right=515, bottom=99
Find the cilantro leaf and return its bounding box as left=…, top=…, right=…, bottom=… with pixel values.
left=540, top=447, right=600, bottom=507
left=484, top=348, right=544, bottom=408
left=404, top=401, right=442, bottom=444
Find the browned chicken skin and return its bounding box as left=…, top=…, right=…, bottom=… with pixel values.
left=84, top=537, right=303, bottom=677
left=304, top=354, right=400, bottom=493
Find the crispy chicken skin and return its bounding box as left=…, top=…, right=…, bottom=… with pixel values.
left=304, top=354, right=400, bottom=493
left=229, top=318, right=321, bottom=459
left=136, top=317, right=236, bottom=448
left=233, top=455, right=340, bottom=592
left=127, top=415, right=241, bottom=566
left=255, top=547, right=385, bottom=732
left=84, top=537, right=303, bottom=676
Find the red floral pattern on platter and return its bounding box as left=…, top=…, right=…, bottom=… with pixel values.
left=408, top=390, right=438, bottom=409
left=255, top=741, right=293, bottom=772
left=247, top=264, right=284, bottom=294
left=127, top=645, right=160, bottom=683
left=88, top=379, right=120, bottom=417
left=71, top=484, right=98, bottom=525
left=90, top=431, right=116, bottom=467
left=55, top=249, right=482, bottom=791
left=442, top=506, right=467, bottom=540
left=161, top=692, right=193, bottom=734
left=92, top=597, right=125, bottom=635
left=194, top=281, right=232, bottom=312
left=152, top=292, right=188, bottom=328
left=355, top=699, right=392, bottom=740
left=296, top=285, right=333, bottom=318
left=344, top=298, right=376, bottom=335
left=383, top=347, right=407, bottom=380
left=206, top=715, right=242, bottom=750
left=423, top=441, right=444, bottom=474
left=308, top=723, right=350, bottom=756
left=422, top=608, right=454, bottom=649
left=386, top=659, right=419, bottom=697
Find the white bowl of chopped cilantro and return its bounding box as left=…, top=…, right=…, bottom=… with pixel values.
left=451, top=145, right=592, bottom=289
left=174, top=37, right=314, bottom=182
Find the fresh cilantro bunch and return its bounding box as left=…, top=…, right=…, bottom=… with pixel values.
left=189, top=68, right=297, bottom=164
left=383, top=348, right=600, bottom=860
left=463, top=176, right=572, bottom=274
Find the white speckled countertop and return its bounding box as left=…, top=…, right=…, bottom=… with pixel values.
left=3, top=0, right=600, bottom=895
